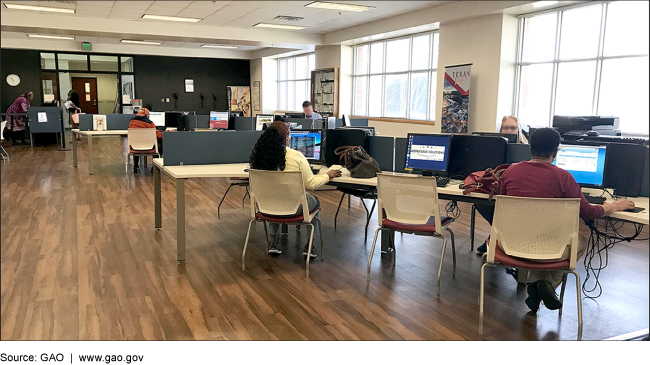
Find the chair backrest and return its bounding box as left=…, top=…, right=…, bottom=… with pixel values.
left=127, top=128, right=158, bottom=153
left=0, top=121, right=6, bottom=141
left=488, top=195, right=581, bottom=268
left=248, top=170, right=309, bottom=221
left=377, top=173, right=442, bottom=233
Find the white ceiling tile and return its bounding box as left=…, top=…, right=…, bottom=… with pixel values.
left=111, top=1, right=154, bottom=9
left=37, top=1, right=75, bottom=9
left=229, top=1, right=272, bottom=8
left=77, top=1, right=115, bottom=7
left=143, top=7, right=182, bottom=16
left=187, top=1, right=232, bottom=10
left=108, top=11, right=144, bottom=20
left=216, top=5, right=255, bottom=15
left=175, top=8, right=215, bottom=18
left=260, top=1, right=309, bottom=10
left=152, top=1, right=193, bottom=8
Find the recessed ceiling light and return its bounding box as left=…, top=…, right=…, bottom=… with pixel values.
left=142, top=14, right=201, bottom=23
left=27, top=34, right=75, bottom=40
left=201, top=44, right=239, bottom=49
left=254, top=23, right=306, bottom=30
left=305, top=2, right=374, bottom=12
left=121, top=40, right=162, bottom=45
left=3, top=3, right=75, bottom=14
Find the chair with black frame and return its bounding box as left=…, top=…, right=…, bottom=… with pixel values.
left=217, top=178, right=250, bottom=218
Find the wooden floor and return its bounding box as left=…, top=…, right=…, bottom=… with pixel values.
left=1, top=135, right=648, bottom=341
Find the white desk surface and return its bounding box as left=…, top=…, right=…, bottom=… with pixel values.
left=152, top=159, right=649, bottom=225
left=72, top=129, right=128, bottom=135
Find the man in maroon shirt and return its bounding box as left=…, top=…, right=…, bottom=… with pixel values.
left=501, top=128, right=634, bottom=312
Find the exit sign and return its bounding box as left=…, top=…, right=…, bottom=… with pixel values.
left=81, top=42, right=92, bottom=51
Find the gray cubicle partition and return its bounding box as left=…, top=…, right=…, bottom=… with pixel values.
left=77, top=113, right=133, bottom=130
left=368, top=136, right=395, bottom=172
left=186, top=115, right=210, bottom=130
left=394, top=137, right=408, bottom=173
left=333, top=119, right=344, bottom=128
left=27, top=107, right=64, bottom=134
left=234, top=117, right=254, bottom=131
left=163, top=130, right=262, bottom=166
left=289, top=118, right=315, bottom=129
left=313, top=119, right=324, bottom=130
left=349, top=118, right=369, bottom=127
left=506, top=143, right=532, bottom=164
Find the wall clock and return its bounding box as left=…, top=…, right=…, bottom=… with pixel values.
left=6, top=74, right=20, bottom=86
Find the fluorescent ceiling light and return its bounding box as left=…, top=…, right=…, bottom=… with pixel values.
left=27, top=34, right=75, bottom=40
left=201, top=44, right=238, bottom=49
left=254, top=23, right=305, bottom=30
left=3, top=3, right=75, bottom=13
left=121, top=40, right=161, bottom=45
left=305, top=2, right=374, bottom=12
left=141, top=14, right=201, bottom=23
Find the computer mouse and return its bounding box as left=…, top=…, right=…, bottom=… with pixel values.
left=586, top=130, right=599, bottom=136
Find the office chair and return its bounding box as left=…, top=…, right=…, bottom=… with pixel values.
left=334, top=187, right=376, bottom=241
left=478, top=196, right=583, bottom=340
left=217, top=177, right=250, bottom=218
left=126, top=129, right=159, bottom=173
left=242, top=170, right=323, bottom=278
left=367, top=174, right=456, bottom=294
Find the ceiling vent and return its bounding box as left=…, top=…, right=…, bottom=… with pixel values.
left=273, top=15, right=304, bottom=22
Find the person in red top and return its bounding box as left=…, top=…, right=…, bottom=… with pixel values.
left=129, top=108, right=163, bottom=173
left=501, top=128, right=634, bottom=311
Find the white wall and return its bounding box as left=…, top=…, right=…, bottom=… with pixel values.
left=435, top=14, right=509, bottom=134
left=367, top=120, right=437, bottom=138
left=250, top=57, right=278, bottom=117
left=496, top=14, right=519, bottom=130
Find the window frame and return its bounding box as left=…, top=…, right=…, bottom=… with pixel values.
left=352, top=31, right=439, bottom=122
left=514, top=1, right=649, bottom=135
left=277, top=53, right=315, bottom=112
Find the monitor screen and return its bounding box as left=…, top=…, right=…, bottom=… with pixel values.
left=405, top=134, right=452, bottom=172
left=256, top=115, right=274, bottom=130
left=290, top=130, right=322, bottom=161
left=148, top=112, right=165, bottom=127
left=209, top=111, right=228, bottom=129
left=553, top=144, right=607, bottom=187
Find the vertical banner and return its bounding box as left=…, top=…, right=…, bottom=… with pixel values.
left=441, top=63, right=472, bottom=134
left=228, top=86, right=251, bottom=117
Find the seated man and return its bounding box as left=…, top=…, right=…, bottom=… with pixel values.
left=500, top=128, right=634, bottom=312
left=302, top=101, right=322, bottom=120
left=129, top=108, right=163, bottom=173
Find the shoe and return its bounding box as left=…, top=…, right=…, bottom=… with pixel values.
left=536, top=280, right=563, bottom=310
left=505, top=267, right=519, bottom=282
left=302, top=243, right=317, bottom=258
left=267, top=241, right=282, bottom=255
left=477, top=237, right=489, bottom=254
left=133, top=166, right=140, bottom=173
left=525, top=283, right=541, bottom=312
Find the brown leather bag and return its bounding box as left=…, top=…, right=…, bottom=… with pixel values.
left=334, top=146, right=381, bottom=178
left=460, top=163, right=511, bottom=200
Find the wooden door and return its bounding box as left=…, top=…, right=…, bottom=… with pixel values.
left=72, top=77, right=98, bottom=114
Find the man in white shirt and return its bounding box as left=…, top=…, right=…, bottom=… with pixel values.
left=302, top=101, right=322, bottom=120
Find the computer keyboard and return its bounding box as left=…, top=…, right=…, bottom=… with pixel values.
left=584, top=194, right=606, bottom=205
left=436, top=176, right=450, bottom=188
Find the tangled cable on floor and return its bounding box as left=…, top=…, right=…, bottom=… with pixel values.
left=445, top=200, right=461, bottom=219
left=583, top=218, right=647, bottom=299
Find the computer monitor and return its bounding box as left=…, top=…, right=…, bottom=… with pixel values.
left=553, top=144, right=607, bottom=188
left=290, top=129, right=322, bottom=163
left=165, top=112, right=183, bottom=129
left=472, top=132, right=517, bottom=143
left=405, top=133, right=452, bottom=176
left=447, top=134, right=508, bottom=179
left=285, top=112, right=306, bottom=119
left=209, top=111, right=228, bottom=129
left=255, top=114, right=274, bottom=131
left=148, top=112, right=165, bottom=127
left=338, top=126, right=375, bottom=136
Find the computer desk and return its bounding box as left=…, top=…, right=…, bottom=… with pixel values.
left=152, top=159, right=649, bottom=262
left=72, top=129, right=128, bottom=174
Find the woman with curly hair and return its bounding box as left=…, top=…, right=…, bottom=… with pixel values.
left=249, top=121, right=341, bottom=257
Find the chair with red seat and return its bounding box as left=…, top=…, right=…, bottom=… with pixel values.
left=478, top=195, right=583, bottom=340
left=367, top=174, right=456, bottom=294
left=242, top=169, right=323, bottom=277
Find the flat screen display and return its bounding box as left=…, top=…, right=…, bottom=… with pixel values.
left=148, top=112, right=165, bottom=127
left=405, top=134, right=452, bottom=172
left=256, top=115, right=274, bottom=131
left=290, top=130, right=322, bottom=161
left=553, top=144, right=607, bottom=187
left=209, top=111, right=228, bottom=129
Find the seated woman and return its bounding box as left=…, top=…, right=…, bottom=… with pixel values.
left=249, top=121, right=341, bottom=258
left=128, top=108, right=163, bottom=173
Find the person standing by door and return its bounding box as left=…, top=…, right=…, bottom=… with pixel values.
left=65, top=90, right=82, bottom=142
left=3, top=91, right=33, bottom=146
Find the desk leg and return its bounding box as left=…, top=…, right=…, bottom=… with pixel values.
left=72, top=132, right=78, bottom=168
left=154, top=165, right=162, bottom=229
left=380, top=228, right=394, bottom=253
left=88, top=134, right=94, bottom=175
left=517, top=269, right=528, bottom=284
left=176, top=178, right=186, bottom=262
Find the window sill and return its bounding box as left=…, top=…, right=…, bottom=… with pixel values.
left=351, top=116, right=436, bottom=126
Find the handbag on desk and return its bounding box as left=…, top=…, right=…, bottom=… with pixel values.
left=334, top=145, right=381, bottom=178
left=460, top=163, right=511, bottom=200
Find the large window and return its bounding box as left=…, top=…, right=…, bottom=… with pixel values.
left=353, top=32, right=439, bottom=120
left=515, top=1, right=649, bottom=135
left=278, top=53, right=315, bottom=111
